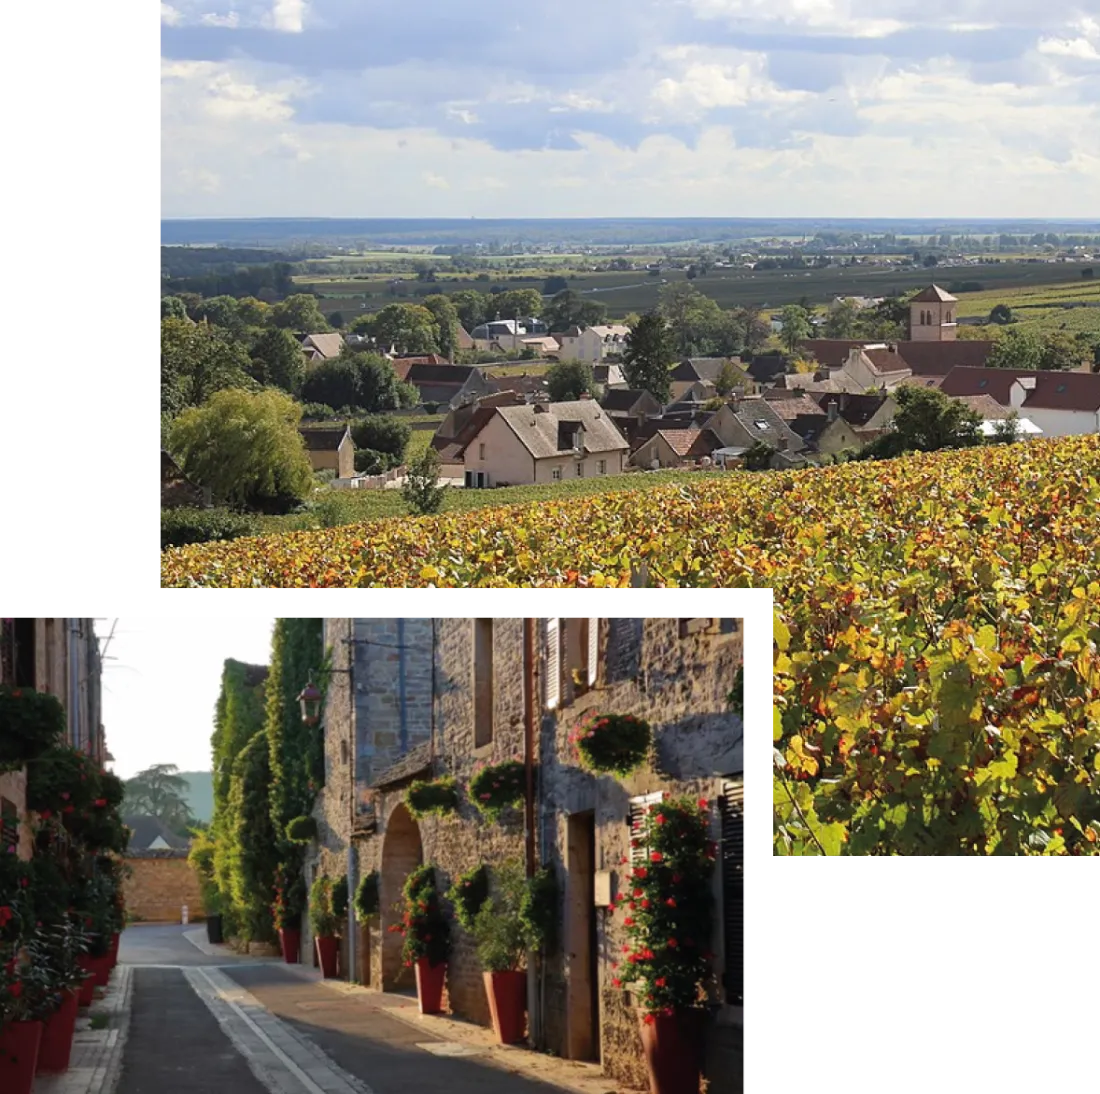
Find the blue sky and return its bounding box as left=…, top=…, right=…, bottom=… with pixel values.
left=160, top=1, right=1100, bottom=218
left=103, top=618, right=274, bottom=778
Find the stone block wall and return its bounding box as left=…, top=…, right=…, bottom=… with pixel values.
left=124, top=853, right=205, bottom=923
left=0, top=770, right=32, bottom=860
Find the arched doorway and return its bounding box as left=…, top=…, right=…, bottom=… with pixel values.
left=380, top=801, right=422, bottom=989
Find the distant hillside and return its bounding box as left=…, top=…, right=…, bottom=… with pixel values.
left=176, top=771, right=214, bottom=824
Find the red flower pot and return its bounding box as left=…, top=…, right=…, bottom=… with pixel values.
left=315, top=935, right=339, bottom=978
left=37, top=989, right=79, bottom=1073
left=279, top=928, right=301, bottom=964
left=415, top=957, right=446, bottom=1014
left=92, top=954, right=111, bottom=987
left=0, top=1019, right=43, bottom=1094
left=109, top=932, right=120, bottom=968
left=483, top=970, right=527, bottom=1044
left=637, top=1009, right=705, bottom=1094
left=76, top=957, right=97, bottom=1006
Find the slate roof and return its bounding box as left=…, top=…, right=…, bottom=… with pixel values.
left=651, top=428, right=720, bottom=458
left=486, top=374, right=549, bottom=396
left=954, top=394, right=1011, bottom=419
left=671, top=357, right=733, bottom=383
left=813, top=392, right=891, bottom=427
left=601, top=388, right=654, bottom=413
left=123, top=814, right=190, bottom=853
left=760, top=392, right=826, bottom=422
left=746, top=354, right=790, bottom=384
left=716, top=397, right=806, bottom=451
left=370, top=742, right=433, bottom=789
left=910, top=284, right=958, bottom=303
left=433, top=404, right=500, bottom=462
left=298, top=425, right=350, bottom=452
left=894, top=341, right=995, bottom=375
left=939, top=367, right=1100, bottom=412
left=495, top=400, right=629, bottom=458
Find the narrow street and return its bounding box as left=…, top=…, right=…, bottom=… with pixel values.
left=107, top=925, right=610, bottom=1094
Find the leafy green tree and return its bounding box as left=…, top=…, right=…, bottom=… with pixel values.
left=659, top=283, right=722, bottom=355
left=743, top=441, right=775, bottom=471
left=161, top=316, right=253, bottom=417
left=543, top=275, right=569, bottom=296
left=228, top=732, right=279, bottom=942
left=168, top=388, right=315, bottom=512
left=544, top=289, right=607, bottom=331
left=161, top=295, right=187, bottom=320
left=779, top=305, right=813, bottom=353
left=252, top=328, right=307, bottom=394
left=623, top=310, right=675, bottom=403
left=350, top=415, right=411, bottom=465
left=123, top=764, right=195, bottom=832
left=364, top=303, right=440, bottom=355
left=194, top=295, right=246, bottom=336
left=823, top=299, right=859, bottom=338
left=1038, top=331, right=1089, bottom=371
left=236, top=297, right=271, bottom=327
left=450, top=289, right=489, bottom=331
left=271, top=293, right=330, bottom=332
left=300, top=353, right=415, bottom=413
left=423, top=294, right=460, bottom=359
left=492, top=288, right=543, bottom=320
left=729, top=305, right=770, bottom=353
left=545, top=360, right=596, bottom=402
left=402, top=446, right=447, bottom=516
left=715, top=361, right=741, bottom=397
left=871, top=385, right=981, bottom=456
left=988, top=303, right=1015, bottom=325
left=986, top=328, right=1056, bottom=370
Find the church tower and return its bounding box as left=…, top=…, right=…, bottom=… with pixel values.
left=908, top=284, right=958, bottom=341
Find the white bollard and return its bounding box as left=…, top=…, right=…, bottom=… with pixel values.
left=181, top=904, right=189, bottom=925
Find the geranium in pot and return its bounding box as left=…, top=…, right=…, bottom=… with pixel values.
left=273, top=865, right=306, bottom=964
left=469, top=761, right=526, bottom=823
left=609, top=796, right=717, bottom=1094
left=31, top=919, right=89, bottom=1074
left=389, top=864, right=450, bottom=1014
left=470, top=862, right=529, bottom=1045
left=570, top=711, right=652, bottom=777
left=309, top=876, right=340, bottom=978
left=404, top=777, right=459, bottom=820
left=0, top=935, right=47, bottom=1094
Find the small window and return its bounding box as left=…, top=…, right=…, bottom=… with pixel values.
left=340, top=739, right=349, bottom=766
left=575, top=461, right=584, bottom=477
left=719, top=618, right=739, bottom=635
left=753, top=420, right=770, bottom=430
left=720, top=781, right=744, bottom=1005
left=479, top=443, right=486, bottom=460
left=552, top=466, right=563, bottom=481
left=0, top=798, right=18, bottom=851
left=679, top=618, right=712, bottom=638
left=474, top=619, right=494, bottom=747
left=545, top=618, right=561, bottom=710
left=628, top=791, right=667, bottom=864
left=598, top=459, right=607, bottom=475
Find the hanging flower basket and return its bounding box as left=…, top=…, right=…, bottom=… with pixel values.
left=469, top=761, right=525, bottom=822
left=404, top=777, right=459, bottom=820
left=570, top=712, right=652, bottom=777
left=388, top=864, right=450, bottom=969
left=0, top=686, right=65, bottom=773
left=354, top=871, right=379, bottom=919
left=25, top=746, right=99, bottom=817
left=446, top=865, right=489, bottom=931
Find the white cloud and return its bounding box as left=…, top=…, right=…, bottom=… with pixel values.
left=1038, top=36, right=1100, bottom=59
left=423, top=171, right=450, bottom=189
left=199, top=10, right=240, bottom=27
left=685, top=0, right=906, bottom=38
left=160, top=2, right=183, bottom=25
left=269, top=0, right=306, bottom=32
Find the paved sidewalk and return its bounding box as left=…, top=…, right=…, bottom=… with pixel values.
left=33, top=965, right=133, bottom=1094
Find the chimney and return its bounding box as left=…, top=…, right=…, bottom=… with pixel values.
left=827, top=401, right=838, bottom=422
left=534, top=401, right=550, bottom=413
left=776, top=437, right=789, bottom=452
left=580, top=392, right=592, bottom=400
left=730, top=392, right=741, bottom=412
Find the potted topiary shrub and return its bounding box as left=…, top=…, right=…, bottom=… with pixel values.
left=404, top=777, right=459, bottom=820
left=309, top=876, right=339, bottom=978
left=389, top=864, right=450, bottom=1014
left=0, top=686, right=66, bottom=774
left=353, top=871, right=379, bottom=920
left=609, top=796, right=717, bottom=1094
left=446, top=865, right=489, bottom=931
left=286, top=816, right=318, bottom=844
left=569, top=712, right=652, bottom=777
left=273, top=865, right=306, bottom=964
left=470, top=862, right=529, bottom=1044
left=468, top=761, right=526, bottom=822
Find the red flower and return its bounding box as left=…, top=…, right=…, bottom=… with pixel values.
left=611, top=978, right=622, bottom=988
left=623, top=917, right=634, bottom=926
left=9, top=981, right=23, bottom=998
left=60, top=792, right=70, bottom=801
left=642, top=1013, right=655, bottom=1025
left=622, top=945, right=630, bottom=954
left=94, top=799, right=107, bottom=807
left=672, top=873, right=682, bottom=883
left=63, top=806, right=74, bottom=814
left=655, top=814, right=666, bottom=825
left=0, top=906, right=11, bottom=927
left=650, top=851, right=662, bottom=863
left=655, top=977, right=666, bottom=987
left=633, top=888, right=643, bottom=898
left=666, top=897, right=676, bottom=908
left=633, top=867, right=648, bottom=879
left=667, top=938, right=678, bottom=948
left=641, top=899, right=650, bottom=909
left=642, top=948, right=655, bottom=960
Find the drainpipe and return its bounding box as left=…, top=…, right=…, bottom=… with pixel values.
left=68, top=621, right=81, bottom=752
left=523, top=618, right=541, bottom=1047
left=347, top=620, right=358, bottom=983
left=398, top=619, right=408, bottom=754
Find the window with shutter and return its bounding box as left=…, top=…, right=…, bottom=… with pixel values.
left=719, top=781, right=744, bottom=1006
left=545, top=618, right=560, bottom=710
left=628, top=791, right=666, bottom=863
left=586, top=618, right=599, bottom=687
left=0, top=798, right=17, bottom=850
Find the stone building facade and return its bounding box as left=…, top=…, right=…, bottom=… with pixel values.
left=304, top=617, right=743, bottom=1092
left=123, top=851, right=204, bottom=923
left=0, top=618, right=105, bottom=861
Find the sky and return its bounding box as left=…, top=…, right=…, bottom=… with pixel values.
left=100, top=618, right=275, bottom=779
left=160, top=0, right=1100, bottom=219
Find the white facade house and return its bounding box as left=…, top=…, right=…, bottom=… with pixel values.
left=557, top=325, right=631, bottom=364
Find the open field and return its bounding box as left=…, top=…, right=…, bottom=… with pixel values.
left=303, top=261, right=1095, bottom=325
left=952, top=278, right=1100, bottom=337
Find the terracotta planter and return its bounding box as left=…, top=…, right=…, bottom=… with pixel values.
left=315, top=935, right=339, bottom=978
left=415, top=957, right=446, bottom=1015
left=483, top=970, right=527, bottom=1044
left=76, top=957, right=97, bottom=1006
left=206, top=915, right=224, bottom=945
left=279, top=928, right=301, bottom=964
left=37, top=989, right=79, bottom=1073
left=0, top=1019, right=43, bottom=1094
left=109, top=933, right=120, bottom=968
left=637, top=1009, right=704, bottom=1094
left=92, top=954, right=111, bottom=988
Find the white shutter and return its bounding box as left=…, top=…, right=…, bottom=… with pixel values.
left=587, top=618, right=600, bottom=687
left=545, top=618, right=560, bottom=710
left=628, top=791, right=666, bottom=863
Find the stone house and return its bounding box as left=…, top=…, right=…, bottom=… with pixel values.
left=301, top=332, right=346, bottom=362
left=121, top=816, right=199, bottom=923
left=556, top=325, right=631, bottom=364
left=630, top=427, right=723, bottom=469
left=704, top=397, right=807, bottom=467
left=298, top=425, right=355, bottom=479
left=0, top=619, right=105, bottom=861
left=302, top=617, right=744, bottom=1093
